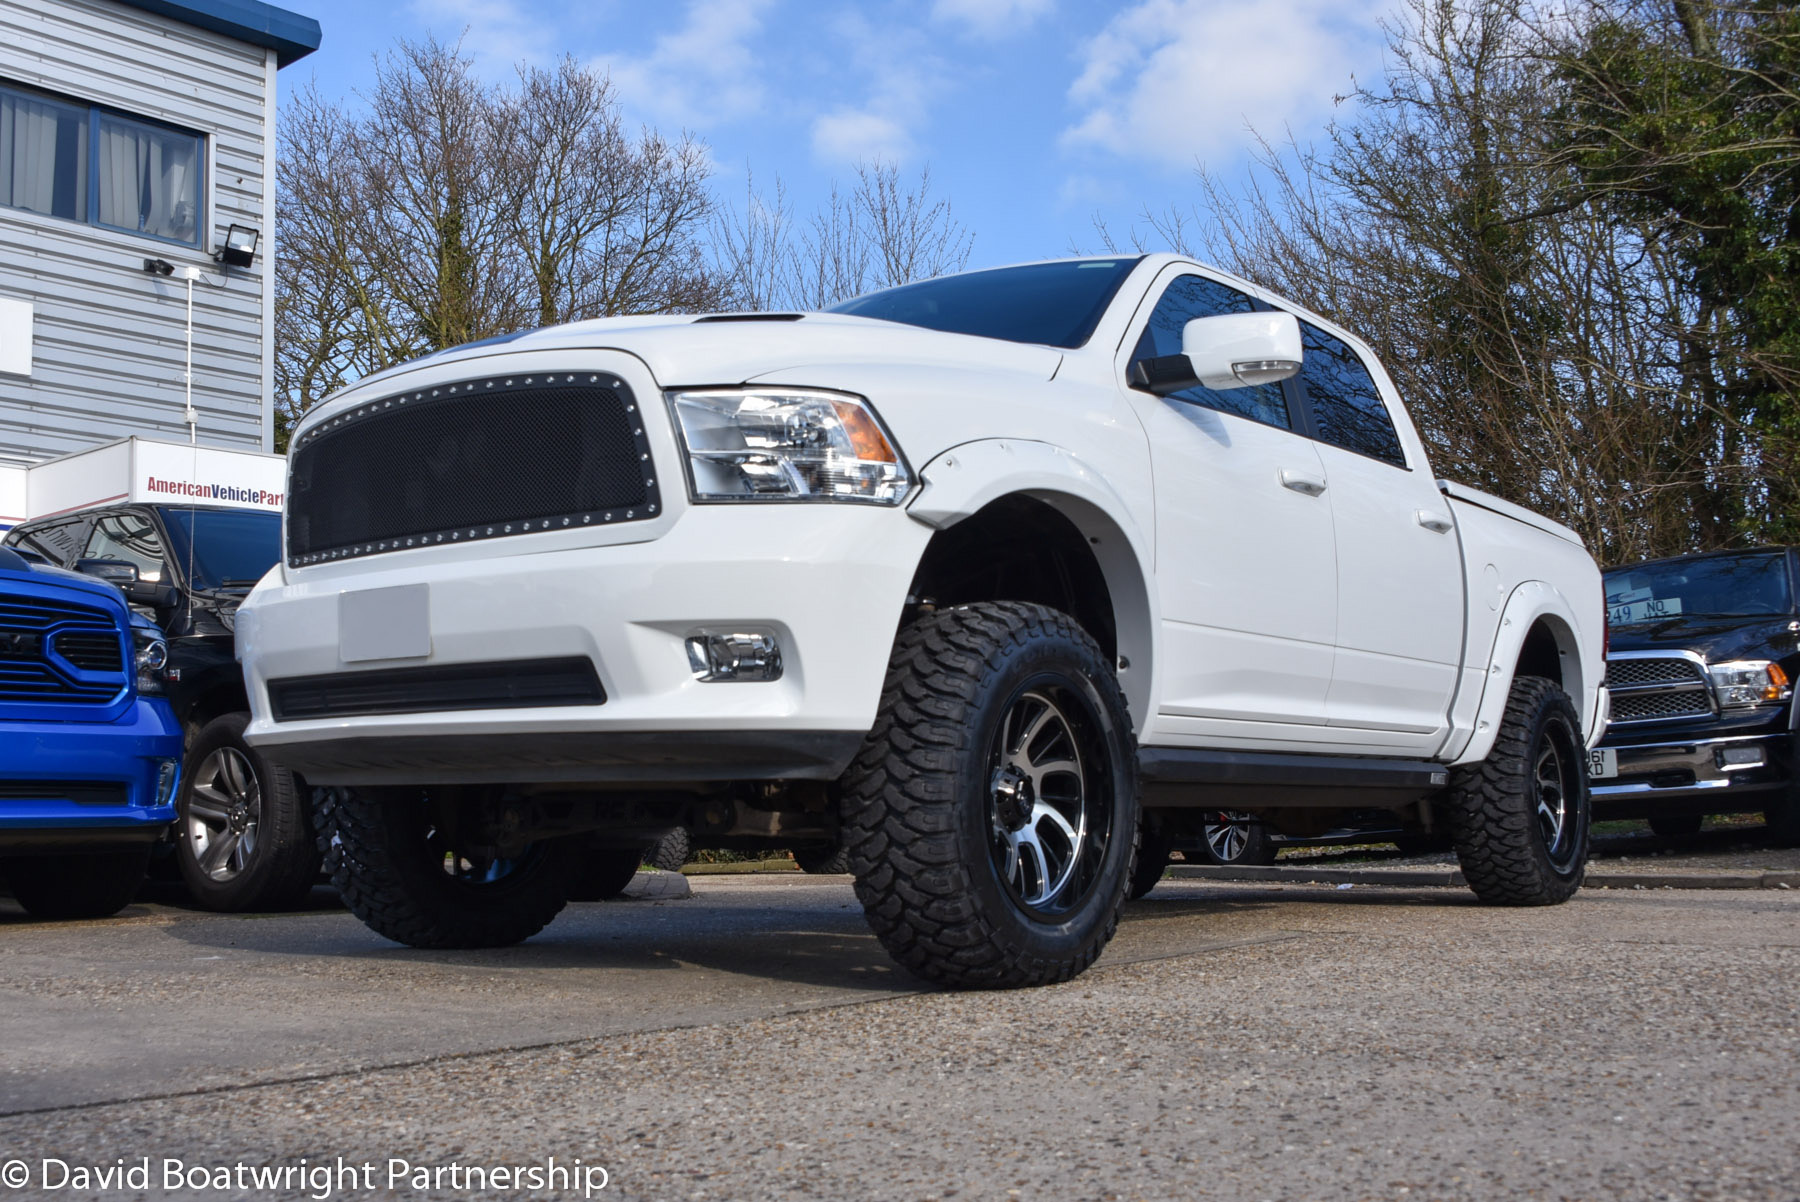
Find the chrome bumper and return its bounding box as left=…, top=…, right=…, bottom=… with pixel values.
left=1592, top=732, right=1789, bottom=800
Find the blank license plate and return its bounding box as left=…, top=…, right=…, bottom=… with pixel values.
left=1588, top=748, right=1618, bottom=780
left=339, top=584, right=430, bottom=663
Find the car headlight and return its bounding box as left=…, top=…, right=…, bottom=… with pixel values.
left=133, top=630, right=169, bottom=696
left=1707, top=660, right=1790, bottom=708
left=666, top=388, right=911, bottom=504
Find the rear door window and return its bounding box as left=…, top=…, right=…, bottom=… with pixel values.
left=1295, top=322, right=1406, bottom=467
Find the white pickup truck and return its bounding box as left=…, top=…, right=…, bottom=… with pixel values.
left=238, top=254, right=1607, bottom=988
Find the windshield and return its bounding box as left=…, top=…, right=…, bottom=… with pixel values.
left=158, top=508, right=282, bottom=592
left=827, top=258, right=1142, bottom=349
left=1604, top=552, right=1793, bottom=625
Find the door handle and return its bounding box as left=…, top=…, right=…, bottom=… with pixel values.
left=1279, top=468, right=1327, bottom=497
left=1416, top=510, right=1454, bottom=533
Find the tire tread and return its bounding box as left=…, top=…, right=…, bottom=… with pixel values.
left=840, top=601, right=1138, bottom=989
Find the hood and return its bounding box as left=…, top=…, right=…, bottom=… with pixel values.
left=344, top=313, right=1064, bottom=397
left=1610, top=613, right=1800, bottom=665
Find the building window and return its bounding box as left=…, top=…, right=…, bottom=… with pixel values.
left=0, top=80, right=204, bottom=247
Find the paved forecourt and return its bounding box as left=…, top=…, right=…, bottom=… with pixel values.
left=1, top=875, right=1796, bottom=1200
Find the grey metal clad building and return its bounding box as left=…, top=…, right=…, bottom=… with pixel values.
left=0, top=0, right=319, bottom=468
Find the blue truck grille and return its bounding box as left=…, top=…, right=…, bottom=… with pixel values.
left=0, top=596, right=127, bottom=704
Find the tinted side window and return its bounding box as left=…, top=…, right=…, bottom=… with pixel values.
left=8, top=518, right=88, bottom=566
left=1132, top=275, right=1291, bottom=430
left=85, top=512, right=168, bottom=582
left=1297, top=323, right=1405, bottom=467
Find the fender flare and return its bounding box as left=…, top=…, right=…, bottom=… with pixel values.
left=1450, top=579, right=1597, bottom=765
left=906, top=439, right=1160, bottom=729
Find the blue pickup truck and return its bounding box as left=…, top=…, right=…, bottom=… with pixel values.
left=1, top=545, right=183, bottom=918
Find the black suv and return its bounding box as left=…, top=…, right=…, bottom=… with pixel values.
left=1595, top=547, right=1798, bottom=843
left=5, top=504, right=320, bottom=909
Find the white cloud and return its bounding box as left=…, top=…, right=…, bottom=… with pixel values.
left=812, top=110, right=915, bottom=163
left=1062, top=0, right=1385, bottom=169
left=803, top=13, right=948, bottom=167
left=930, top=0, right=1053, bottom=38
left=603, top=0, right=774, bottom=128
left=408, top=0, right=554, bottom=77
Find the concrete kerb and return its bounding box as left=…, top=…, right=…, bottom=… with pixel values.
left=1166, top=864, right=1800, bottom=891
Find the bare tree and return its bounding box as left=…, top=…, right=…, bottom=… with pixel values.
left=713, top=161, right=973, bottom=311
left=710, top=170, right=799, bottom=312
left=855, top=162, right=975, bottom=290
left=275, top=40, right=717, bottom=442
left=1100, top=0, right=1762, bottom=561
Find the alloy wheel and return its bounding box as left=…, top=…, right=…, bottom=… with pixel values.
left=987, top=687, right=1106, bottom=915
left=1534, top=719, right=1580, bottom=868
left=1204, top=812, right=1259, bottom=863
left=185, top=747, right=262, bottom=881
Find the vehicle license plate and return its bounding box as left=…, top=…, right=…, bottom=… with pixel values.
left=1587, top=748, right=1618, bottom=780
left=339, top=584, right=430, bottom=662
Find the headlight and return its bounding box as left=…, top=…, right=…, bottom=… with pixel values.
left=667, top=388, right=911, bottom=504
left=133, top=630, right=168, bottom=696
left=1708, top=660, right=1790, bottom=708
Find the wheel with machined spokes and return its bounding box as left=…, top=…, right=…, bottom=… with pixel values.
left=176, top=713, right=319, bottom=912
left=841, top=601, right=1138, bottom=989
left=988, top=690, right=1103, bottom=912
left=1448, top=675, right=1589, bottom=905
left=1199, top=811, right=1276, bottom=866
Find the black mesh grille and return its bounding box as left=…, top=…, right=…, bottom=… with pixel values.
left=287, top=373, right=660, bottom=565
left=269, top=657, right=605, bottom=721
left=1605, top=657, right=1704, bottom=688
left=1610, top=690, right=1712, bottom=722
left=54, top=631, right=125, bottom=672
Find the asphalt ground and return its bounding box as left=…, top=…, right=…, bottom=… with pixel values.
left=2, top=871, right=1797, bottom=1201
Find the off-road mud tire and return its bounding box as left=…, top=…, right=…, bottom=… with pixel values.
left=566, top=849, right=643, bottom=901
left=1447, top=675, right=1589, bottom=906
left=840, top=601, right=1138, bottom=989
left=642, top=827, right=690, bottom=872
left=313, top=787, right=573, bottom=948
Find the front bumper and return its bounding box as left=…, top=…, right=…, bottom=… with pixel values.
left=1592, top=707, right=1792, bottom=815
left=0, top=699, right=184, bottom=850
left=238, top=504, right=930, bottom=786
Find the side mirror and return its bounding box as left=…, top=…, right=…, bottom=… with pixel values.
left=75, top=559, right=176, bottom=608
left=1182, top=311, right=1303, bottom=391
left=75, top=558, right=139, bottom=584
left=1127, top=311, right=1304, bottom=397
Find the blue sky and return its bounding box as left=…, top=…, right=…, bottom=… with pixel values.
left=282, top=0, right=1393, bottom=270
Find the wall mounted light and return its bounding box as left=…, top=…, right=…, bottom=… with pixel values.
left=143, top=257, right=174, bottom=276
left=214, top=224, right=259, bottom=268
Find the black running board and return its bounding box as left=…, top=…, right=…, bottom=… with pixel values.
left=1138, top=747, right=1449, bottom=809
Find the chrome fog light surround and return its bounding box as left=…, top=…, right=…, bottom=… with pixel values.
left=1716, top=745, right=1766, bottom=770
left=687, top=633, right=783, bottom=682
